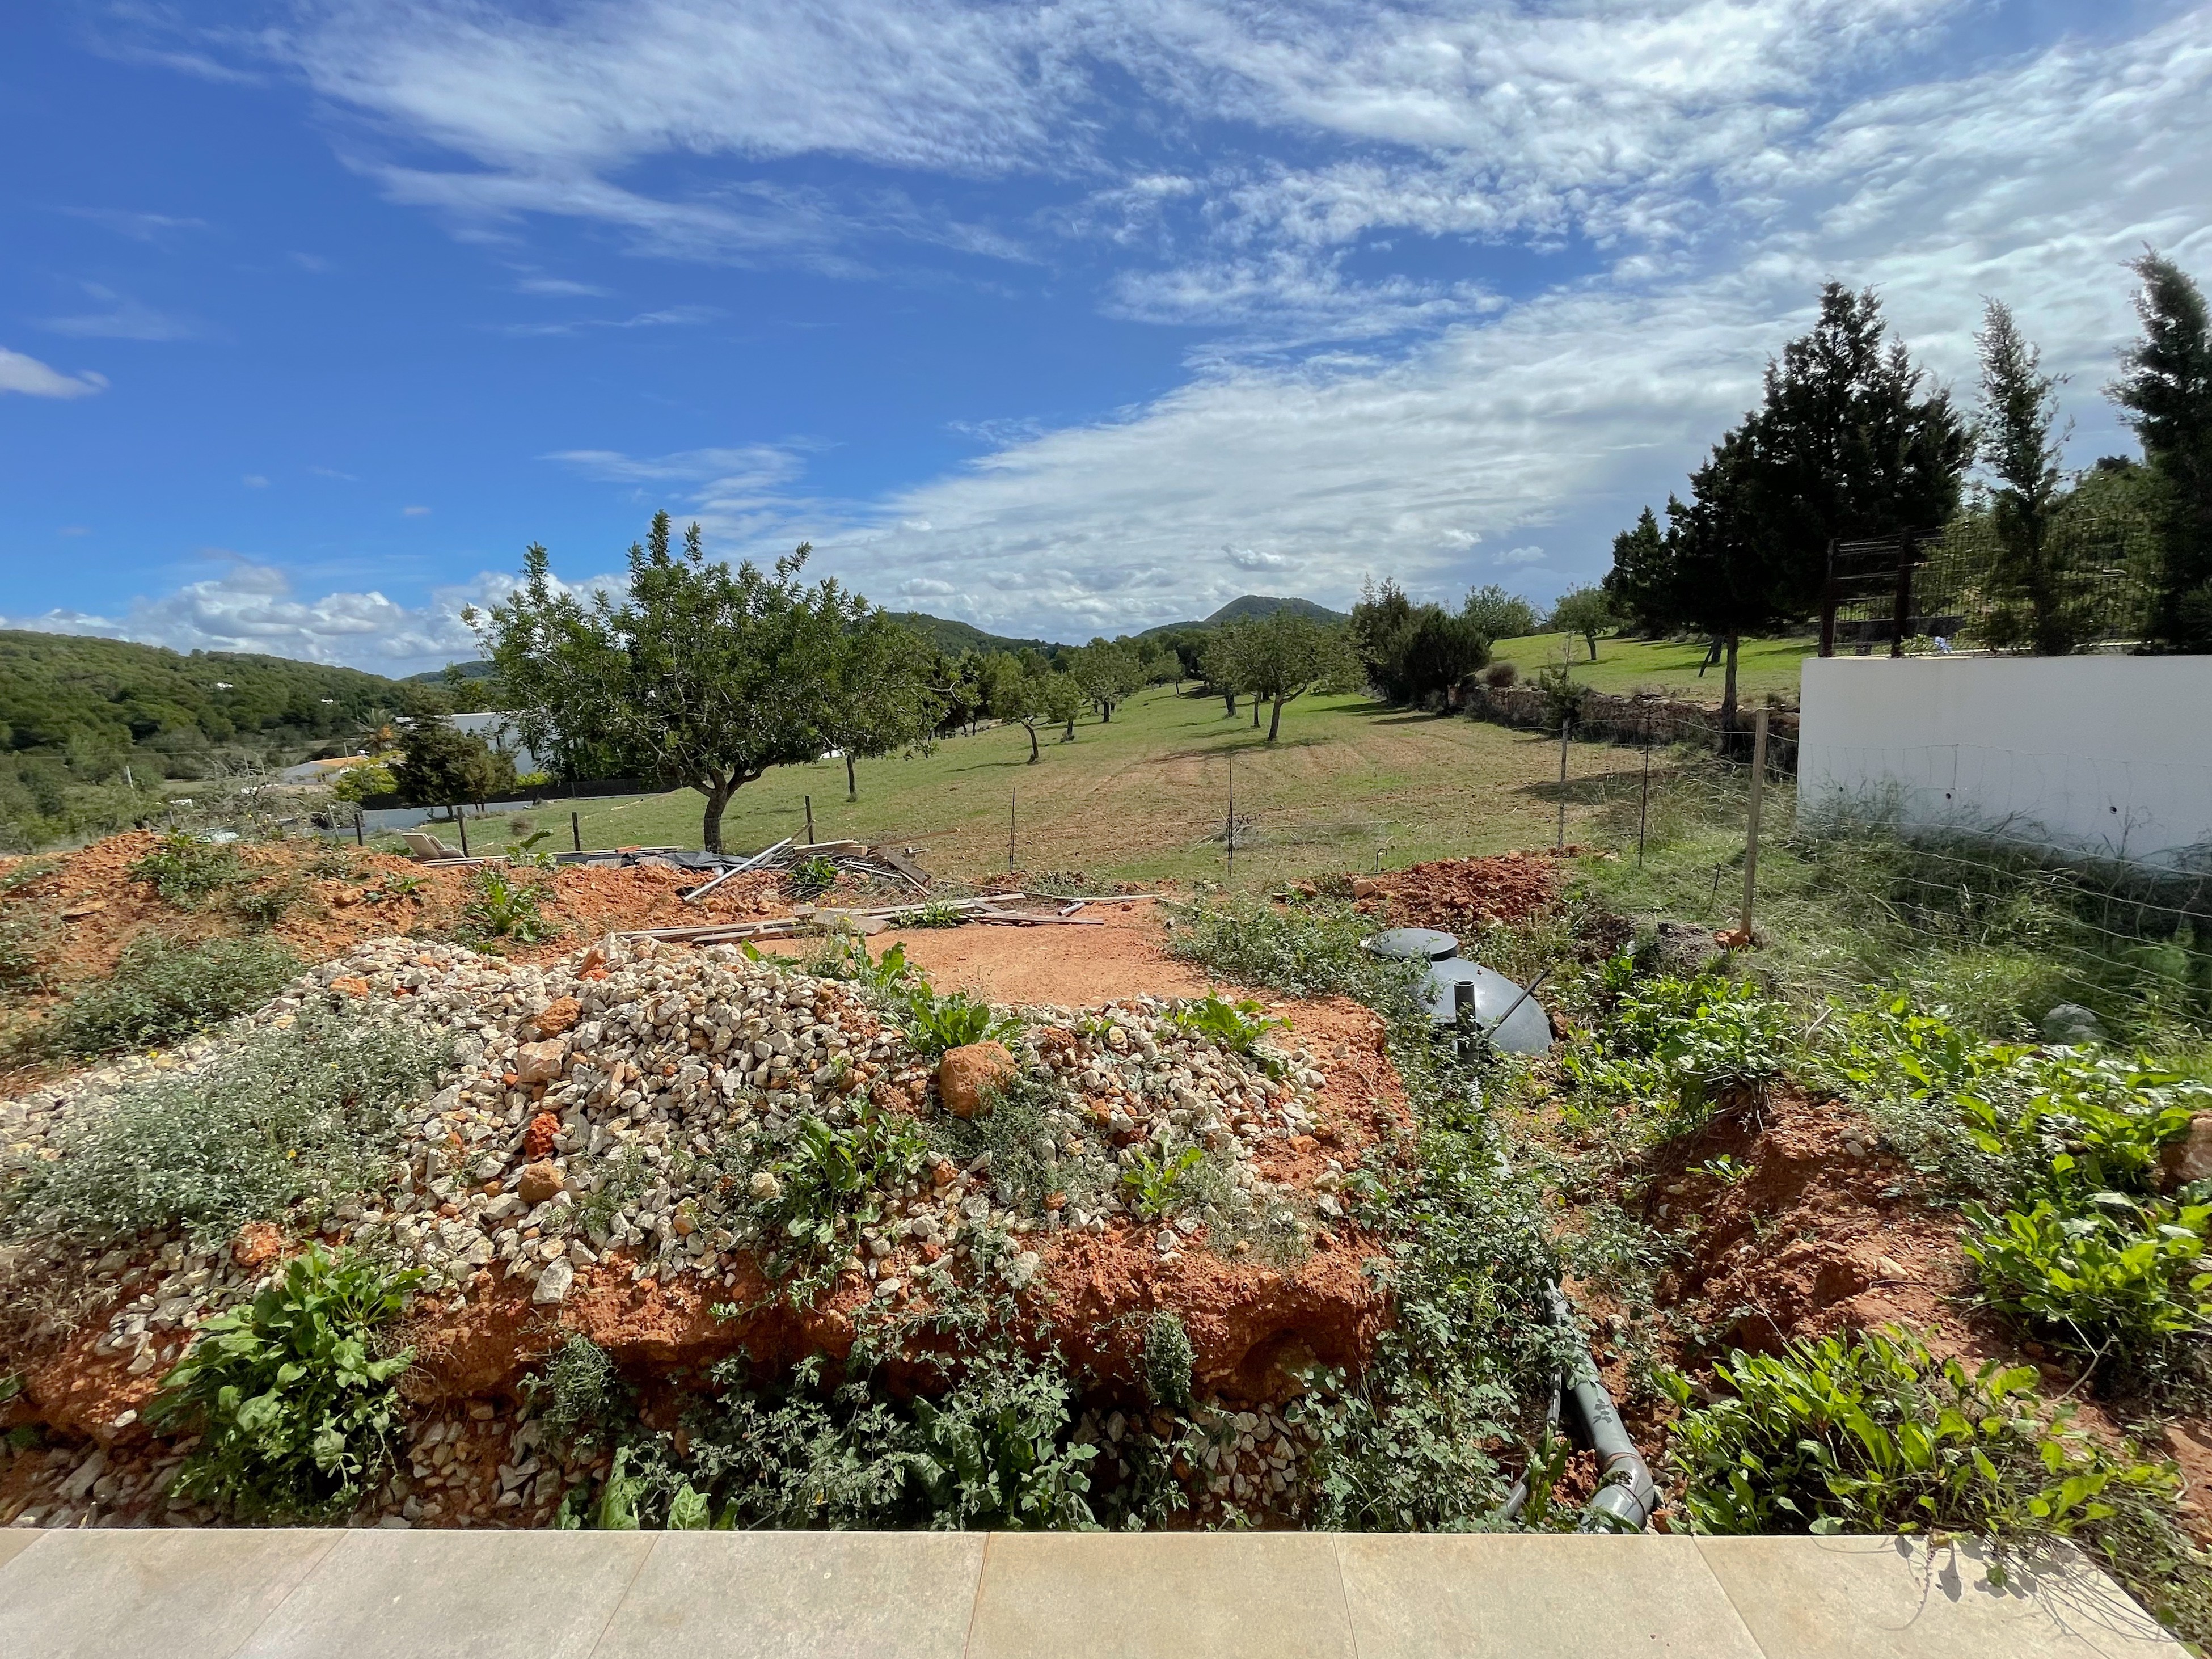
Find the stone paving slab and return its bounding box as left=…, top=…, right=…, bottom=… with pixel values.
left=966, top=1531, right=1357, bottom=1659
left=231, top=1530, right=654, bottom=1659
left=0, top=1527, right=339, bottom=1659
left=0, top=1527, right=2186, bottom=1658
left=1695, top=1535, right=2183, bottom=1659
left=1336, top=1533, right=1764, bottom=1657
left=590, top=1530, right=985, bottom=1659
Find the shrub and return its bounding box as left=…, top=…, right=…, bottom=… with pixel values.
left=1564, top=970, right=1795, bottom=1117
left=530, top=1335, right=628, bottom=1449
left=1962, top=1198, right=2212, bottom=1377
left=0, top=912, right=53, bottom=994
left=632, top=1346, right=1097, bottom=1531
left=229, top=874, right=305, bottom=932
left=328, top=763, right=396, bottom=804
left=150, top=1245, right=423, bottom=1520
left=1961, top=1051, right=2209, bottom=1206
left=459, top=866, right=555, bottom=944
left=1142, top=1311, right=1196, bottom=1409
left=4, top=1004, right=438, bottom=1244
left=1662, top=1328, right=2177, bottom=1560
left=1482, top=661, right=1518, bottom=690
left=128, top=829, right=243, bottom=908
left=42, top=933, right=299, bottom=1057
left=1534, top=663, right=1590, bottom=729
left=1165, top=894, right=1424, bottom=1011
left=787, top=855, right=839, bottom=900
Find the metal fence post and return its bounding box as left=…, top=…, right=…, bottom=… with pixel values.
left=1740, top=708, right=1769, bottom=939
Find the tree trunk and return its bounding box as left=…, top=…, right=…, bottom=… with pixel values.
left=845, top=752, right=858, bottom=801
left=1222, top=692, right=1236, bottom=717
left=1027, top=723, right=1040, bottom=763
left=1100, top=702, right=1112, bottom=723
left=1584, top=634, right=1598, bottom=662
left=1063, top=718, right=1075, bottom=741
left=699, top=777, right=736, bottom=854
left=1720, top=635, right=1741, bottom=731
left=1266, top=696, right=1285, bottom=742
left=1250, top=697, right=1260, bottom=728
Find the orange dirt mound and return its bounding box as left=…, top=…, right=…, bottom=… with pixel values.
left=1350, top=850, right=1569, bottom=933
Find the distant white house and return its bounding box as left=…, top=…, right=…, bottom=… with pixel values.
left=447, top=711, right=543, bottom=776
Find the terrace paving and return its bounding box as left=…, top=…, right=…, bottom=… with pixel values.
left=0, top=1528, right=2182, bottom=1659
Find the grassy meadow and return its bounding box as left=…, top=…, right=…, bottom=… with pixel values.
left=1488, top=631, right=1817, bottom=704
left=440, top=687, right=1654, bottom=886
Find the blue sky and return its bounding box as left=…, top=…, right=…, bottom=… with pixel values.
left=3, top=0, right=2209, bottom=674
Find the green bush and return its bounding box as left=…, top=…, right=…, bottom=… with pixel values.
left=787, top=854, right=839, bottom=900
left=4, top=1004, right=438, bottom=1244
left=42, top=933, right=299, bottom=1057
left=1564, top=970, right=1795, bottom=1116
left=529, top=1335, right=628, bottom=1449
left=593, top=1348, right=1097, bottom=1531
left=1165, top=895, right=1422, bottom=1010
left=150, top=1245, right=423, bottom=1520
left=1142, top=1311, right=1196, bottom=1409
left=0, top=913, right=53, bottom=994
left=1120, top=1145, right=1205, bottom=1221
left=1662, top=1328, right=2176, bottom=1557
left=128, top=830, right=244, bottom=908
left=1962, top=1198, right=2212, bottom=1376
left=745, top=1104, right=930, bottom=1282
left=459, top=866, right=555, bottom=944
left=1961, top=1051, right=2209, bottom=1206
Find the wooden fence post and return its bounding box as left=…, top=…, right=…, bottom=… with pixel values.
left=1740, top=709, right=1770, bottom=940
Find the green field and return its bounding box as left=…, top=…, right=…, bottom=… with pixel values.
left=436, top=687, right=1653, bottom=887
left=1488, top=631, right=1817, bottom=705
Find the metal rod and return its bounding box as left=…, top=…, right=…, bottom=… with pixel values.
left=1740, top=708, right=1770, bottom=940
left=1225, top=751, right=1235, bottom=879
left=572, top=810, right=581, bottom=852
left=804, top=794, right=815, bottom=844
left=1008, top=790, right=1016, bottom=874
left=454, top=806, right=468, bottom=858
left=354, top=812, right=364, bottom=847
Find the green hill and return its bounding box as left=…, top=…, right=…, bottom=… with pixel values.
left=1138, top=594, right=1349, bottom=639
left=0, top=630, right=434, bottom=758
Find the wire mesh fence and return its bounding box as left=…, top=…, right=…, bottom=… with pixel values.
left=1822, top=504, right=2163, bottom=657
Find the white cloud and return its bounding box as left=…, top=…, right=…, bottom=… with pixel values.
left=0, top=561, right=512, bottom=677
left=41, top=284, right=210, bottom=342
left=242, top=474, right=270, bottom=488
left=402, top=505, right=432, bottom=517
left=61, top=208, right=210, bottom=242
left=514, top=275, right=611, bottom=297
left=0, top=347, right=105, bottom=399
left=1495, top=546, right=1546, bottom=566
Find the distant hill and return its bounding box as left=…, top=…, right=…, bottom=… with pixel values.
left=1138, top=594, right=1349, bottom=639
left=883, top=613, right=1061, bottom=658
left=0, top=629, right=432, bottom=756
left=406, top=659, right=496, bottom=687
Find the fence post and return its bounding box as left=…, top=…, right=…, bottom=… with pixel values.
left=1637, top=716, right=1652, bottom=868
left=1008, top=790, right=1017, bottom=875
left=354, top=810, right=364, bottom=848
left=1890, top=531, right=1916, bottom=658
left=453, top=805, right=468, bottom=858
left=1225, top=750, right=1235, bottom=879
left=1740, top=709, right=1769, bottom=940
left=1819, top=538, right=1838, bottom=657
left=804, top=795, right=815, bottom=845
left=1555, top=721, right=1569, bottom=850
left=571, top=810, right=581, bottom=852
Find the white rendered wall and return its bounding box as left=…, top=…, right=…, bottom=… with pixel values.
left=1798, top=656, right=2212, bottom=869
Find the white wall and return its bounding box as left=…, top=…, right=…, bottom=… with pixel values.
left=1799, top=656, right=2212, bottom=869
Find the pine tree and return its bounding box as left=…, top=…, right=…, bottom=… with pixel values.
left=1974, top=298, right=2078, bottom=653
left=2110, top=252, right=2212, bottom=651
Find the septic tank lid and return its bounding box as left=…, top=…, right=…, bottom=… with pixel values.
left=1361, top=927, right=1460, bottom=961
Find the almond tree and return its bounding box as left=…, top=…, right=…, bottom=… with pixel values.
left=471, top=513, right=856, bottom=854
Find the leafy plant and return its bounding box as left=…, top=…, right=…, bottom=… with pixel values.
left=0, top=912, right=53, bottom=994
left=1962, top=1197, right=2212, bottom=1376
left=369, top=871, right=426, bottom=902
left=41, top=933, right=299, bottom=1057
left=128, top=829, right=244, bottom=909
left=1564, top=972, right=1794, bottom=1117
left=1120, top=1145, right=1206, bottom=1221
left=3, top=1004, right=439, bottom=1244
left=1142, top=1310, right=1196, bottom=1409
left=460, top=865, right=556, bottom=944
left=787, top=855, right=839, bottom=900
left=748, top=1104, right=930, bottom=1279
left=1688, top=1154, right=1751, bottom=1185
left=229, top=874, right=304, bottom=932
left=891, top=901, right=969, bottom=929
left=1961, top=1052, right=2209, bottom=1207
left=1167, top=993, right=1289, bottom=1067
left=512, top=828, right=560, bottom=869
left=150, top=1245, right=423, bottom=1521
left=529, top=1335, right=628, bottom=1449
left=903, top=987, right=1018, bottom=1057
left=1662, top=1328, right=2179, bottom=1569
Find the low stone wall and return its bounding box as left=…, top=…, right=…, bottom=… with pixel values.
left=1462, top=683, right=1800, bottom=770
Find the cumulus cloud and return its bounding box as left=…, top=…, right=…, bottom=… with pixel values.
left=0, top=347, right=106, bottom=400
left=0, top=561, right=516, bottom=677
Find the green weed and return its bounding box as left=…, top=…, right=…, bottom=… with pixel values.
left=459, top=866, right=556, bottom=944
left=529, top=1335, right=628, bottom=1449
left=787, top=855, right=839, bottom=900
left=41, top=933, right=299, bottom=1057
left=1166, top=993, right=1288, bottom=1069
left=745, top=1104, right=931, bottom=1282
left=903, top=987, right=1018, bottom=1057
left=1142, top=1311, right=1196, bottom=1409
left=1120, top=1145, right=1205, bottom=1221
left=129, top=829, right=244, bottom=909
left=3, top=1003, right=438, bottom=1244
left=150, top=1244, right=423, bottom=1521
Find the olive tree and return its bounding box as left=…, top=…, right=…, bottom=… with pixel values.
left=813, top=611, right=944, bottom=799
left=1070, top=640, right=1145, bottom=723
left=471, top=513, right=860, bottom=854
left=1226, top=611, right=1357, bottom=742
